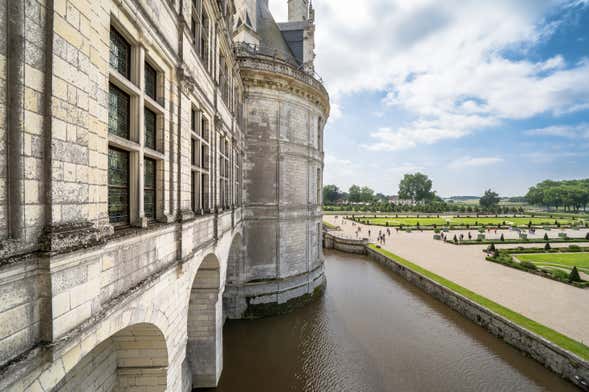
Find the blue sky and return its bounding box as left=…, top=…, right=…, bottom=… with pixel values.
left=270, top=0, right=589, bottom=197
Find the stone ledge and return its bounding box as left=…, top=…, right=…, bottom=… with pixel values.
left=224, top=266, right=326, bottom=319
left=39, top=222, right=112, bottom=255
left=242, top=276, right=326, bottom=319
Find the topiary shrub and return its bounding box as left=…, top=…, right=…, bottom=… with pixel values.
left=544, top=243, right=551, bottom=251
left=500, top=234, right=504, bottom=241
left=488, top=243, right=496, bottom=252
left=544, top=233, right=549, bottom=241
left=453, top=235, right=458, bottom=243
left=569, top=266, right=582, bottom=282
left=586, top=232, right=589, bottom=240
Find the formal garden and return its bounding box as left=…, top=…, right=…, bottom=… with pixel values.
left=486, top=245, right=589, bottom=288
left=346, top=215, right=587, bottom=230
left=451, top=231, right=589, bottom=245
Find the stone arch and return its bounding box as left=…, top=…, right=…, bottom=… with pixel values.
left=56, top=323, right=168, bottom=391
left=223, top=232, right=244, bottom=319
left=226, top=232, right=243, bottom=285
left=187, top=253, right=223, bottom=388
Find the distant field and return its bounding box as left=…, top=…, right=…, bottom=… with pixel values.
left=517, top=253, right=589, bottom=275
left=357, top=216, right=579, bottom=227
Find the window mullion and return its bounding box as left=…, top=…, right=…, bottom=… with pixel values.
left=136, top=46, right=146, bottom=226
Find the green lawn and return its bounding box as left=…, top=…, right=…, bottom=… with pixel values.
left=322, top=220, right=338, bottom=230
left=358, top=216, right=578, bottom=227
left=367, top=244, right=589, bottom=361
left=517, top=253, right=589, bottom=274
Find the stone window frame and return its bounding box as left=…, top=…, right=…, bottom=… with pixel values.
left=108, top=20, right=168, bottom=228
left=191, top=0, right=212, bottom=73
left=190, top=106, right=212, bottom=215
left=317, top=116, right=323, bottom=152
left=218, top=134, right=231, bottom=210
left=316, top=167, right=321, bottom=205
left=107, top=146, right=131, bottom=226
left=232, top=145, right=240, bottom=207
left=219, top=53, right=230, bottom=107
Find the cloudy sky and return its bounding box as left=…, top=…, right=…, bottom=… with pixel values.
left=269, top=0, right=589, bottom=197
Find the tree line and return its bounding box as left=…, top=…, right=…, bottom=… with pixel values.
left=323, top=173, right=508, bottom=213
left=526, top=179, right=589, bottom=211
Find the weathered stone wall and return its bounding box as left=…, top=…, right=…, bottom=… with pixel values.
left=0, top=0, right=249, bottom=389
left=224, top=52, right=329, bottom=318
left=0, top=255, right=50, bottom=367
left=323, top=232, right=367, bottom=254
left=0, top=0, right=7, bottom=240
left=0, top=221, right=243, bottom=392
left=0, top=0, right=330, bottom=388
left=56, top=338, right=118, bottom=392
left=50, top=0, right=110, bottom=230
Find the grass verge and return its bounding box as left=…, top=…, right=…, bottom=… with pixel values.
left=367, top=244, right=589, bottom=361
left=322, top=221, right=338, bottom=230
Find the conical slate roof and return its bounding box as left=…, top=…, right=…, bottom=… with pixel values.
left=256, top=0, right=298, bottom=63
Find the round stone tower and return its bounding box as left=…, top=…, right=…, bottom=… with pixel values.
left=225, top=0, right=329, bottom=318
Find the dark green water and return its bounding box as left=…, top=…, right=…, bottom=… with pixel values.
left=213, top=250, right=576, bottom=392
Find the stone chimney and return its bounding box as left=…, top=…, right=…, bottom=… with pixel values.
left=288, top=0, right=309, bottom=22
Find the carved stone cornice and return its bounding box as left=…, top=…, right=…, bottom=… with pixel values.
left=237, top=55, right=330, bottom=116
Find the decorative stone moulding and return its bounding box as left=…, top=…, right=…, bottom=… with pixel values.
left=39, top=221, right=112, bottom=255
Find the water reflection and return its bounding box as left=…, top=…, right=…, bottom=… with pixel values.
left=213, top=250, right=575, bottom=392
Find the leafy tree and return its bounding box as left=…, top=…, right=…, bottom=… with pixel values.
left=348, top=185, right=362, bottom=203
left=480, top=189, right=500, bottom=210
left=360, top=186, right=375, bottom=203
left=526, top=178, right=589, bottom=211
left=398, top=173, right=435, bottom=204
left=323, top=184, right=342, bottom=205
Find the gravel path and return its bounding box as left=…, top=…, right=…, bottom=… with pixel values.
left=324, top=215, right=589, bottom=345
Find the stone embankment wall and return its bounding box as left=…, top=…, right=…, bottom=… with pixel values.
left=323, top=231, right=589, bottom=390
left=323, top=232, right=367, bottom=254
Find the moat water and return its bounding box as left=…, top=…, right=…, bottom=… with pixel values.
left=213, top=250, right=576, bottom=392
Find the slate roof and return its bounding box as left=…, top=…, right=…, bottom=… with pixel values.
left=255, top=0, right=298, bottom=63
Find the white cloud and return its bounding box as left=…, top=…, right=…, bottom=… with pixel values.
left=363, top=113, right=497, bottom=151
left=525, top=123, right=589, bottom=138
left=523, top=151, right=583, bottom=163
left=269, top=0, right=589, bottom=150
left=364, top=127, right=468, bottom=151
left=448, top=156, right=504, bottom=169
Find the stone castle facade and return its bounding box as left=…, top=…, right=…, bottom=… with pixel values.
left=0, top=0, right=329, bottom=390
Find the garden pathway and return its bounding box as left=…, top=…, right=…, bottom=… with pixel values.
left=324, top=215, right=589, bottom=346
